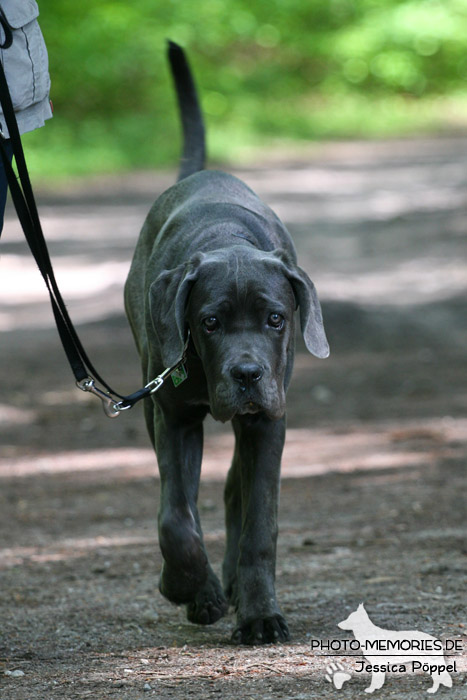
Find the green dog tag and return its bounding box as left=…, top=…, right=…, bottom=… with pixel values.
left=171, top=364, right=188, bottom=387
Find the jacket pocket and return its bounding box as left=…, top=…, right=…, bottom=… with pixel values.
left=1, top=0, right=50, bottom=112
left=0, top=1, right=39, bottom=28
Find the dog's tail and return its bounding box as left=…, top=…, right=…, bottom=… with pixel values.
left=167, top=40, right=206, bottom=181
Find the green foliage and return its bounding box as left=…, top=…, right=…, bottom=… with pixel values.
left=26, top=0, right=467, bottom=178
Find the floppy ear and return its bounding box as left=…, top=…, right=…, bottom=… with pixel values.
left=149, top=254, right=203, bottom=367
left=273, top=250, right=329, bottom=359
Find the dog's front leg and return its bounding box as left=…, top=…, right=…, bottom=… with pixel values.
left=230, top=413, right=289, bottom=644
left=151, top=400, right=227, bottom=625
left=365, top=671, right=386, bottom=693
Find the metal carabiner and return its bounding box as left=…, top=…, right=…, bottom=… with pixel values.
left=77, top=378, right=121, bottom=418
left=146, top=374, right=167, bottom=394
left=75, top=331, right=191, bottom=419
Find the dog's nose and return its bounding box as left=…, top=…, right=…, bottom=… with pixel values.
left=230, top=363, right=263, bottom=389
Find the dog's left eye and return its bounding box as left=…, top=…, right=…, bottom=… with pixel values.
left=202, top=316, right=219, bottom=333
left=267, top=313, right=284, bottom=329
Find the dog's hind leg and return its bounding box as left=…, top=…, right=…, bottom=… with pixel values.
left=427, top=669, right=452, bottom=693
left=230, top=414, right=289, bottom=645
left=153, top=401, right=227, bottom=625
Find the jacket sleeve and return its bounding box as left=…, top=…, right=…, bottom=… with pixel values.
left=0, top=0, right=52, bottom=137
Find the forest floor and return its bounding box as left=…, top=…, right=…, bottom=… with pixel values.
left=0, top=138, right=466, bottom=698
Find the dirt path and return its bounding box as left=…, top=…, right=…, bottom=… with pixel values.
left=0, top=139, right=466, bottom=698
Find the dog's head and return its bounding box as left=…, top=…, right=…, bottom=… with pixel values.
left=338, top=603, right=368, bottom=631
left=149, top=246, right=329, bottom=422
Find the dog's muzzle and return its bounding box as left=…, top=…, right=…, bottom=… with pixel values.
left=208, top=361, right=285, bottom=422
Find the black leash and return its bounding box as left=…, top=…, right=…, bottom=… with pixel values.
left=0, top=57, right=188, bottom=417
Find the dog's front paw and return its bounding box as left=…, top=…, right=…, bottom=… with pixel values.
left=186, top=573, right=228, bottom=625
left=159, top=562, right=204, bottom=604
left=231, top=614, right=289, bottom=645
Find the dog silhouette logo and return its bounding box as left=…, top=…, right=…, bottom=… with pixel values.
left=337, top=603, right=453, bottom=694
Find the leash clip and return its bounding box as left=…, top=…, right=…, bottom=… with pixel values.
left=145, top=375, right=166, bottom=394
left=76, top=331, right=191, bottom=418
left=77, top=378, right=121, bottom=419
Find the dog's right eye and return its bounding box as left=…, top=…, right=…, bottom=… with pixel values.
left=202, top=316, right=219, bottom=333
left=267, top=312, right=285, bottom=330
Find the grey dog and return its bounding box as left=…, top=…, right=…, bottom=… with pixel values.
left=124, top=42, right=329, bottom=645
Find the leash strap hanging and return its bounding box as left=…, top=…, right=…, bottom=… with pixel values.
left=0, top=58, right=188, bottom=416
left=0, top=57, right=115, bottom=388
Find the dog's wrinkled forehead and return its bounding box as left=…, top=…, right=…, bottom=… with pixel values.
left=191, top=247, right=293, bottom=307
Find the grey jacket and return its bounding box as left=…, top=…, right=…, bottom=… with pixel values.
left=0, top=0, right=52, bottom=137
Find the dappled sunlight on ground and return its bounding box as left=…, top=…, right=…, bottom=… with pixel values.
left=1, top=138, right=467, bottom=332
left=1, top=534, right=158, bottom=568
left=1, top=418, right=465, bottom=480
